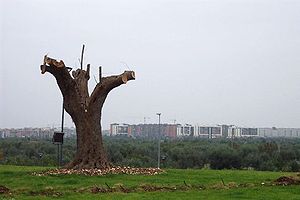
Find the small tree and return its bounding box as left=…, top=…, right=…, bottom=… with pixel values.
left=40, top=55, right=135, bottom=169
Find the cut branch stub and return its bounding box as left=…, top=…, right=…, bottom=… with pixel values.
left=72, top=64, right=90, bottom=80
left=44, top=55, right=65, bottom=68
left=129, top=71, right=136, bottom=79
left=121, top=71, right=135, bottom=84
left=40, top=55, right=69, bottom=75
left=122, top=74, right=128, bottom=84
left=41, top=65, right=47, bottom=74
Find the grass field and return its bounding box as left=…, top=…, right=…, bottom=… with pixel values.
left=0, top=165, right=299, bottom=200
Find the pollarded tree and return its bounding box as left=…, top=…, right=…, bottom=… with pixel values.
left=40, top=55, right=135, bottom=169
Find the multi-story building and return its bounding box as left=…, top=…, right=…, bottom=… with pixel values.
left=194, top=126, right=223, bottom=138
left=110, top=123, right=178, bottom=138
left=176, top=124, right=194, bottom=137
left=0, top=127, right=76, bottom=139
left=228, top=127, right=259, bottom=138
left=110, top=123, right=131, bottom=136
left=258, top=128, right=300, bottom=138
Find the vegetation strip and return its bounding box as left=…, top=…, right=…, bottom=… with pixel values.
left=1, top=137, right=300, bottom=172
left=3, top=176, right=300, bottom=197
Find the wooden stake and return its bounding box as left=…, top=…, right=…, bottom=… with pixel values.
left=80, top=44, right=85, bottom=70
left=99, top=66, right=102, bottom=83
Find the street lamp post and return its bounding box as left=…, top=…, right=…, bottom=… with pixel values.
left=53, top=101, right=65, bottom=168
left=53, top=69, right=72, bottom=168
left=156, top=113, right=161, bottom=169
left=60, top=101, right=64, bottom=167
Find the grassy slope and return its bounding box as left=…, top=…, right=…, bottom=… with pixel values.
left=0, top=165, right=299, bottom=200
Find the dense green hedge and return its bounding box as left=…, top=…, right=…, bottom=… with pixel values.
left=0, top=137, right=299, bottom=171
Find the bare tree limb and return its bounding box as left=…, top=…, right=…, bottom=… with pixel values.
left=89, top=71, right=135, bottom=109
left=102, top=71, right=135, bottom=91
left=40, top=55, right=84, bottom=117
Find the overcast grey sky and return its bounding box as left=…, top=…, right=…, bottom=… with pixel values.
left=0, top=0, right=299, bottom=129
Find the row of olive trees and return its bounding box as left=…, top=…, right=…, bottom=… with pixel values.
left=105, top=137, right=300, bottom=171
left=0, top=137, right=299, bottom=171
left=0, top=138, right=76, bottom=166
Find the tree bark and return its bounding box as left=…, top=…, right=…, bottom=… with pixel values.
left=40, top=55, right=135, bottom=169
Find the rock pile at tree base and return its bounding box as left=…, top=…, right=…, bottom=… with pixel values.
left=33, top=166, right=164, bottom=176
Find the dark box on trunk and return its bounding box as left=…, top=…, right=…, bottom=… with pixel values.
left=53, top=132, right=64, bottom=144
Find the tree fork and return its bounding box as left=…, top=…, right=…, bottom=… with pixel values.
left=40, top=55, right=135, bottom=169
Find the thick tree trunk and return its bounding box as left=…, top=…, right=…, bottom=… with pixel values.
left=65, top=116, right=109, bottom=169
left=40, top=55, right=135, bottom=169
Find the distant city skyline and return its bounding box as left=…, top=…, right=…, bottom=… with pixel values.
left=2, top=124, right=300, bottom=139
left=1, top=0, right=300, bottom=129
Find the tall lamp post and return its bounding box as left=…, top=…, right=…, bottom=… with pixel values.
left=60, top=101, right=64, bottom=167
left=52, top=67, right=71, bottom=168
left=52, top=100, right=65, bottom=168
left=156, top=113, right=161, bottom=169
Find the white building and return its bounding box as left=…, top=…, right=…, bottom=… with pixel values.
left=110, top=123, right=130, bottom=136
left=228, top=127, right=259, bottom=138
left=176, top=124, right=194, bottom=137
left=0, top=129, right=8, bottom=138
left=194, top=126, right=223, bottom=138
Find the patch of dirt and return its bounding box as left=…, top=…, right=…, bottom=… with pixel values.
left=91, top=183, right=133, bottom=193
left=91, top=186, right=110, bottom=193
left=226, top=182, right=239, bottom=188
left=238, top=183, right=255, bottom=188
left=274, top=176, right=300, bottom=186
left=209, top=182, right=241, bottom=190
left=89, top=180, right=209, bottom=194
left=74, top=187, right=88, bottom=193
left=139, top=184, right=166, bottom=192
left=90, top=183, right=181, bottom=194
left=209, top=183, right=228, bottom=190
left=29, top=187, right=62, bottom=197
left=33, top=166, right=164, bottom=176
left=114, top=183, right=132, bottom=193
left=0, top=185, right=10, bottom=194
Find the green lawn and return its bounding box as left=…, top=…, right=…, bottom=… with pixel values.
left=0, top=165, right=299, bottom=200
